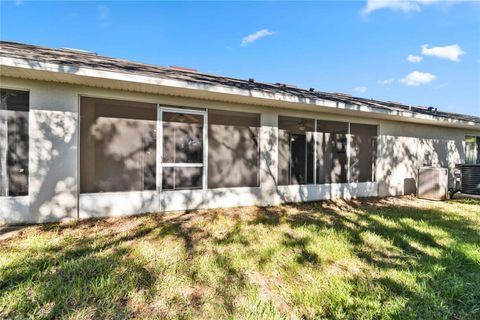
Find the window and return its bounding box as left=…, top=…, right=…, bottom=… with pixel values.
left=465, top=135, right=480, bottom=164
left=315, top=120, right=377, bottom=184
left=80, top=97, right=156, bottom=193
left=278, top=116, right=315, bottom=185
left=161, top=111, right=204, bottom=190
left=0, top=89, right=29, bottom=197
left=316, top=120, right=349, bottom=184
left=208, top=110, right=260, bottom=188
left=349, top=124, right=377, bottom=182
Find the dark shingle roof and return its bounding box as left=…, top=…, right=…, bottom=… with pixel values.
left=1, top=40, right=479, bottom=124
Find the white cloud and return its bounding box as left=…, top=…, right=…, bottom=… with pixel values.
left=400, top=71, right=436, bottom=86
left=407, top=54, right=423, bottom=63
left=241, top=29, right=275, bottom=47
left=97, top=5, right=109, bottom=20
left=354, top=86, right=368, bottom=93
left=362, top=0, right=465, bottom=15
left=377, top=78, right=395, bottom=85
left=362, top=0, right=421, bottom=14
left=421, top=44, right=465, bottom=62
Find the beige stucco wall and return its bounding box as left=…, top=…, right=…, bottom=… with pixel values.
left=1, top=78, right=78, bottom=223
left=376, top=121, right=476, bottom=197
left=0, top=76, right=478, bottom=224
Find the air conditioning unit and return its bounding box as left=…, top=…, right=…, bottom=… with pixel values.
left=418, top=167, right=448, bottom=201
left=458, top=164, right=480, bottom=195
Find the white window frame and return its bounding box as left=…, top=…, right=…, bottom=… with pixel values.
left=157, top=106, right=208, bottom=191
left=279, top=117, right=315, bottom=186
left=465, top=135, right=480, bottom=164
left=278, top=115, right=378, bottom=186
left=0, top=88, right=30, bottom=198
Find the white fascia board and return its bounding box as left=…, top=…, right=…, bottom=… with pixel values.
left=1, top=56, right=479, bottom=130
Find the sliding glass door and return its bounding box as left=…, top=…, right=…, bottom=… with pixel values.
left=158, top=107, right=207, bottom=191
left=278, top=116, right=315, bottom=185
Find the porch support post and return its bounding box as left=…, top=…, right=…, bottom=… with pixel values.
left=0, top=100, right=7, bottom=196
left=260, top=110, right=280, bottom=206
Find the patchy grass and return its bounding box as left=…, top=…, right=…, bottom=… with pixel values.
left=1, top=197, right=479, bottom=319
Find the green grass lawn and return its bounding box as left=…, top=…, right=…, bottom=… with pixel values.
left=1, top=197, right=479, bottom=319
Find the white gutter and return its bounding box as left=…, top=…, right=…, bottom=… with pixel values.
left=1, top=56, right=479, bottom=130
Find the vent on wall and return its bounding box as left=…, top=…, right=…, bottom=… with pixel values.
left=418, top=167, right=448, bottom=201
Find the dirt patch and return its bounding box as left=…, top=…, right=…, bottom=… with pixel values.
left=0, top=225, right=31, bottom=242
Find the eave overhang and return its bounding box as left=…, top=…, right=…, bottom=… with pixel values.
left=1, top=56, right=479, bottom=130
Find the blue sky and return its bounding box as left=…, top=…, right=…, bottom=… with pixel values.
left=1, top=1, right=479, bottom=115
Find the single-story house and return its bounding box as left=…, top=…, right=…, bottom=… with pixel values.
left=1, top=41, right=479, bottom=224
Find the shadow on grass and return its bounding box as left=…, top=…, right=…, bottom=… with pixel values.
left=1, top=198, right=479, bottom=319
left=0, top=211, right=246, bottom=318
left=0, top=237, right=154, bottom=318
left=253, top=199, right=480, bottom=319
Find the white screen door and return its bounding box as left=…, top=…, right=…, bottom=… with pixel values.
left=157, top=106, right=208, bottom=191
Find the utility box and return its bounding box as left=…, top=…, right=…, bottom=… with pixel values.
left=418, top=167, right=448, bottom=201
